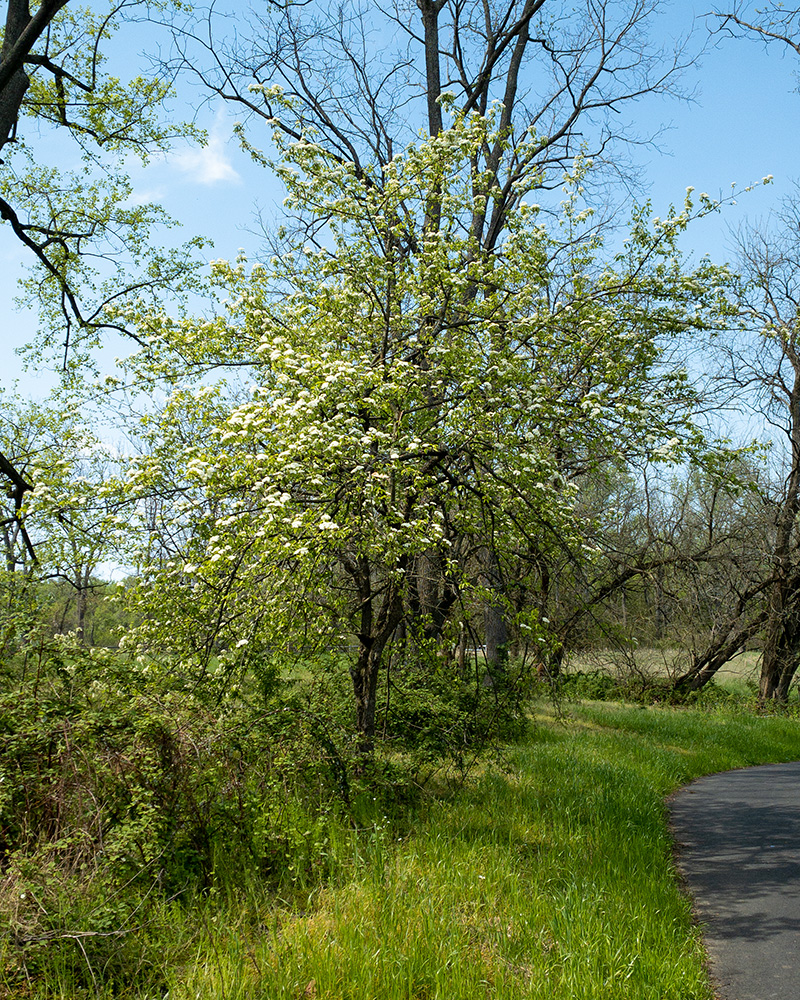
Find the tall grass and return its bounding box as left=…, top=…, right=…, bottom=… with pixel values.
left=6, top=699, right=800, bottom=998
left=152, top=702, right=800, bottom=1000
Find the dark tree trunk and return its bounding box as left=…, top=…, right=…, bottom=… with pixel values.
left=759, top=657, right=796, bottom=701
left=417, top=0, right=444, bottom=138
left=351, top=644, right=384, bottom=751
left=76, top=566, right=90, bottom=645
left=483, top=549, right=507, bottom=684
left=759, top=359, right=800, bottom=702
left=344, top=553, right=405, bottom=753
left=760, top=589, right=800, bottom=701
left=484, top=600, right=508, bottom=680
left=350, top=618, right=403, bottom=753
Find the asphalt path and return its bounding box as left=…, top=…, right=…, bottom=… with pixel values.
left=668, top=761, right=800, bottom=1000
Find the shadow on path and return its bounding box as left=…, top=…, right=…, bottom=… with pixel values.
left=669, top=761, right=800, bottom=1000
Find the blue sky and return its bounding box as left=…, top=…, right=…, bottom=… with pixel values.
left=3, top=0, right=799, bottom=398
left=638, top=3, right=798, bottom=254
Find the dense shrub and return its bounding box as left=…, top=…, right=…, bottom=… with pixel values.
left=0, top=636, right=530, bottom=993
left=556, top=669, right=623, bottom=701
left=377, top=656, right=530, bottom=778
left=0, top=639, right=360, bottom=993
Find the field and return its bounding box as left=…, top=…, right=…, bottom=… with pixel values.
left=564, top=646, right=763, bottom=699
left=161, top=701, right=800, bottom=999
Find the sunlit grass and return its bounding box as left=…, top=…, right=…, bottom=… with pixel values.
left=156, top=702, right=800, bottom=1000
left=6, top=693, right=799, bottom=998
left=565, top=646, right=763, bottom=696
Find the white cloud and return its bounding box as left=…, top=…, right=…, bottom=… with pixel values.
left=125, top=185, right=167, bottom=206
left=124, top=107, right=244, bottom=207
left=170, top=115, right=241, bottom=186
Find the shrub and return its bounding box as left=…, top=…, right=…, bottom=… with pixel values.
left=0, top=638, right=357, bottom=994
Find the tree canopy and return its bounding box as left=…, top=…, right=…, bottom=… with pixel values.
left=115, top=110, right=736, bottom=742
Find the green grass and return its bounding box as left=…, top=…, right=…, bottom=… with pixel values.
left=6, top=699, right=800, bottom=998
left=146, top=701, right=800, bottom=1000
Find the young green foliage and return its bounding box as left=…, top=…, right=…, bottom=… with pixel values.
left=0, top=390, right=128, bottom=655
left=118, top=110, right=736, bottom=744
left=0, top=0, right=207, bottom=369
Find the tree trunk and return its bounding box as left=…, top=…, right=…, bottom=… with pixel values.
left=345, top=553, right=405, bottom=753
left=484, top=600, right=508, bottom=682
left=351, top=644, right=383, bottom=752
left=417, top=0, right=444, bottom=138
left=410, top=548, right=457, bottom=646
left=673, top=624, right=761, bottom=694
left=75, top=565, right=90, bottom=644
left=759, top=587, right=800, bottom=701
left=759, top=660, right=796, bottom=701
left=759, top=355, right=800, bottom=701
left=483, top=549, right=507, bottom=684
left=653, top=562, right=667, bottom=640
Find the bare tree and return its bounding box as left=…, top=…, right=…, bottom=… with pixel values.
left=667, top=199, right=800, bottom=701
left=712, top=3, right=800, bottom=61
left=729, top=205, right=800, bottom=700
left=164, top=0, right=692, bottom=242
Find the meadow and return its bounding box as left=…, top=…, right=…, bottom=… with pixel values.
left=171, top=700, right=796, bottom=1000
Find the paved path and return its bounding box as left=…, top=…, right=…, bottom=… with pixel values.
left=669, top=761, right=800, bottom=1000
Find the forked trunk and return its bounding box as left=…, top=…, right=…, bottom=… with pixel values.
left=759, top=605, right=800, bottom=702
left=759, top=665, right=795, bottom=702
left=351, top=645, right=384, bottom=754
left=344, top=553, right=405, bottom=754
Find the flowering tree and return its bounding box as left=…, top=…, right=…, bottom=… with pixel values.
left=121, top=111, right=733, bottom=748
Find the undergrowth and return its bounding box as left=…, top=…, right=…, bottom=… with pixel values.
left=554, top=667, right=769, bottom=709
left=3, top=639, right=800, bottom=997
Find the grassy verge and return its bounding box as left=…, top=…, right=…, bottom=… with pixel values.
left=6, top=699, right=800, bottom=998
left=165, top=702, right=800, bottom=1000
